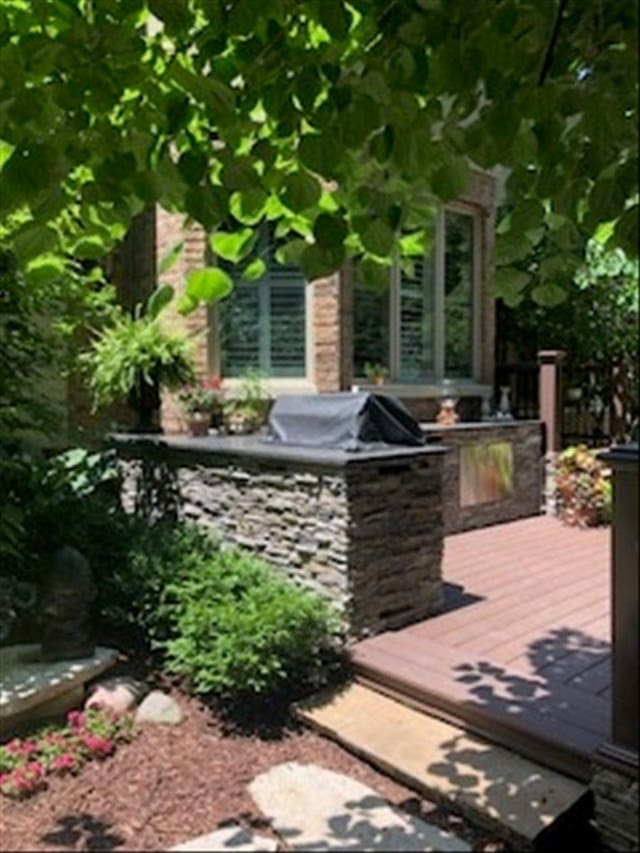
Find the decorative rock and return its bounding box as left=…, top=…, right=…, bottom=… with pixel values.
left=170, top=825, right=278, bottom=852
left=248, top=761, right=469, bottom=851
left=135, top=690, right=184, bottom=726
left=0, top=644, right=118, bottom=733
left=85, top=676, right=149, bottom=716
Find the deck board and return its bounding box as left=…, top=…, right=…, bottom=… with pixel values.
left=351, top=516, right=611, bottom=780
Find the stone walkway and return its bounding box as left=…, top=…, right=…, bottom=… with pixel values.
left=170, top=760, right=471, bottom=852
left=296, top=682, right=586, bottom=847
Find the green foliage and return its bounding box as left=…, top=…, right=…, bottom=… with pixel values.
left=157, top=547, right=340, bottom=699
left=81, top=308, right=195, bottom=411
left=0, top=0, right=636, bottom=308
left=497, top=239, right=639, bottom=365
left=178, top=377, right=224, bottom=416
left=555, top=445, right=612, bottom=528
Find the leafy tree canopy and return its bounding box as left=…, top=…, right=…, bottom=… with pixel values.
left=0, top=0, right=637, bottom=306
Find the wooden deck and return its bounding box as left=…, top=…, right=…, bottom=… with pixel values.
left=351, top=516, right=611, bottom=781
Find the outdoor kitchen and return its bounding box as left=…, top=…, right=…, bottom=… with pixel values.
left=113, top=392, right=543, bottom=639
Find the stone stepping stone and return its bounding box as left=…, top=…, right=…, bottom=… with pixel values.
left=170, top=825, right=278, bottom=851
left=249, top=761, right=469, bottom=851
left=295, top=683, right=586, bottom=845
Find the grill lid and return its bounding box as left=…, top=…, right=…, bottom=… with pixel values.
left=266, top=392, right=425, bottom=451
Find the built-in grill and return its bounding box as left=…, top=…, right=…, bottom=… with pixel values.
left=266, top=391, right=425, bottom=451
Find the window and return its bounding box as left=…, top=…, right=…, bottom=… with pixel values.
left=217, top=229, right=307, bottom=378
left=354, top=206, right=480, bottom=383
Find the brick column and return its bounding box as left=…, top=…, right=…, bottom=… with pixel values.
left=312, top=267, right=353, bottom=392
left=591, top=444, right=639, bottom=852
left=538, top=350, right=565, bottom=514
left=155, top=208, right=208, bottom=433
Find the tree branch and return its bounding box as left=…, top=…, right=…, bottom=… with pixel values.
left=538, top=0, right=570, bottom=86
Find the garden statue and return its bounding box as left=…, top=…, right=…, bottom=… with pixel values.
left=40, top=546, right=97, bottom=662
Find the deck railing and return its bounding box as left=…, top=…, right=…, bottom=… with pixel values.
left=495, top=354, right=638, bottom=449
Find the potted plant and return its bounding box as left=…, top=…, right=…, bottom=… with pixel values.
left=81, top=292, right=195, bottom=433
left=223, top=370, right=271, bottom=435
left=364, top=362, right=388, bottom=386
left=179, top=377, right=224, bottom=436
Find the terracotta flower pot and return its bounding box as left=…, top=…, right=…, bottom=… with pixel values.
left=187, top=412, right=210, bottom=436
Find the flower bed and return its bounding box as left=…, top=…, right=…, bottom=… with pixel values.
left=0, top=708, right=136, bottom=799
left=555, top=445, right=612, bottom=527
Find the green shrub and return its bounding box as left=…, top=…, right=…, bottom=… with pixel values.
left=156, top=547, right=340, bottom=700
left=100, top=522, right=220, bottom=639
left=555, top=445, right=612, bottom=527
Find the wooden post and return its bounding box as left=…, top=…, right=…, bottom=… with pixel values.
left=538, top=350, right=565, bottom=454
left=591, top=445, right=639, bottom=852
left=538, top=350, right=565, bottom=514
left=599, top=445, right=639, bottom=761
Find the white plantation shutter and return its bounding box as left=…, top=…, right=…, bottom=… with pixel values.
left=220, top=229, right=306, bottom=377
left=444, top=211, right=474, bottom=378
left=353, top=206, right=478, bottom=382
left=399, top=253, right=436, bottom=381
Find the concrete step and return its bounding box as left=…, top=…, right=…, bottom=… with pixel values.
left=294, top=681, right=586, bottom=849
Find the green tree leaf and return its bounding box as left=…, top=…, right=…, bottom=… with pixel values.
left=282, top=171, right=321, bottom=212
left=531, top=281, right=566, bottom=307
left=158, top=241, right=184, bottom=275
left=242, top=258, right=267, bottom=281
left=186, top=267, right=233, bottom=303
left=210, top=229, right=256, bottom=263
left=359, top=219, right=395, bottom=256
left=313, top=213, right=347, bottom=249
left=146, top=284, right=175, bottom=320
left=430, top=156, right=470, bottom=201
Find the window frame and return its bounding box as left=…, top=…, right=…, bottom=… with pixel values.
left=356, top=202, right=484, bottom=390
left=207, top=241, right=316, bottom=392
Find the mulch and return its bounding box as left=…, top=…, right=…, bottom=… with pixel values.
left=0, top=688, right=510, bottom=852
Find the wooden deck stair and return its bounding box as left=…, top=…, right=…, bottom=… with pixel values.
left=351, top=633, right=611, bottom=782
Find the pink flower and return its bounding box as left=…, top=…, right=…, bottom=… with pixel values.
left=51, top=753, right=76, bottom=772
left=45, top=732, right=66, bottom=746
left=67, top=710, right=86, bottom=729
left=25, top=761, right=44, bottom=778
left=203, top=375, right=223, bottom=390
left=5, top=740, right=22, bottom=755
left=82, top=734, right=114, bottom=757
left=20, top=740, right=39, bottom=756
left=0, top=773, right=9, bottom=786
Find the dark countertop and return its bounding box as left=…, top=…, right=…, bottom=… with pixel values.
left=420, top=419, right=540, bottom=433
left=109, top=432, right=447, bottom=469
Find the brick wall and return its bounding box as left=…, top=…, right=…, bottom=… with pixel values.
left=311, top=266, right=354, bottom=392
left=155, top=209, right=208, bottom=433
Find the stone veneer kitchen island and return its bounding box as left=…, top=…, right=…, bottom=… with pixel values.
left=113, top=434, right=447, bottom=639
left=420, top=420, right=543, bottom=533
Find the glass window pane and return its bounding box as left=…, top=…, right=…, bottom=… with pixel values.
left=219, top=227, right=306, bottom=377
left=219, top=281, right=261, bottom=377
left=399, top=254, right=436, bottom=382
left=444, top=211, right=475, bottom=378
left=353, top=278, right=390, bottom=377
